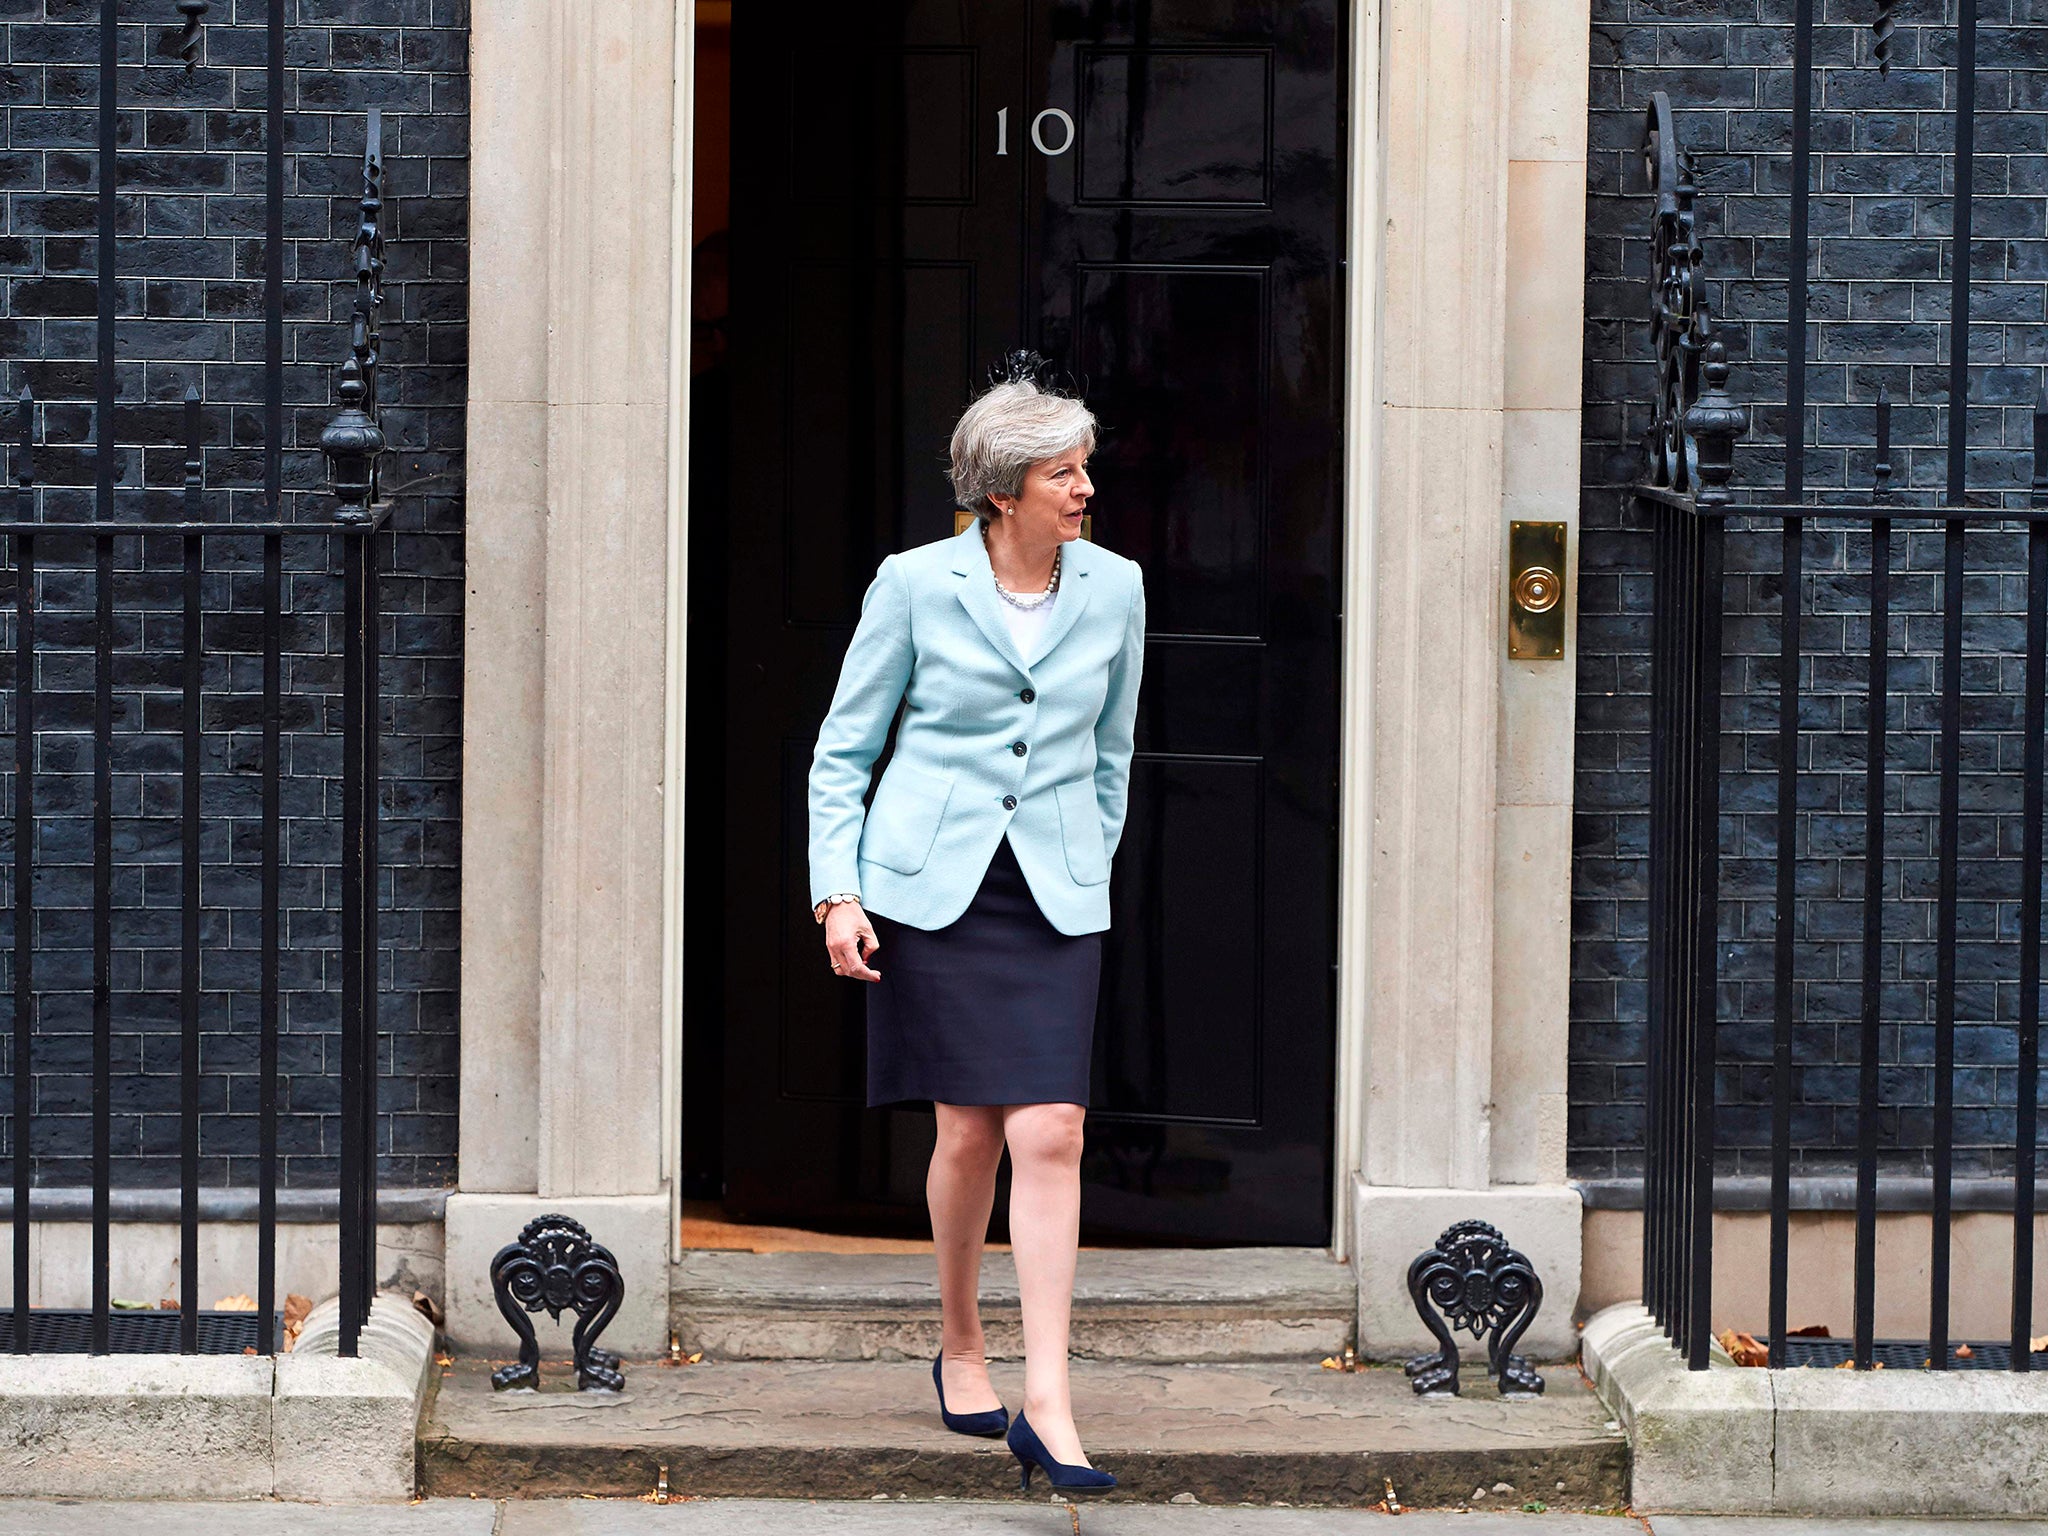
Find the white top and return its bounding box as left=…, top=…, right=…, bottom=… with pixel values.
left=1000, top=584, right=1057, bottom=664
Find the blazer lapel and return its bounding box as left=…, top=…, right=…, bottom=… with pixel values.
left=1029, top=540, right=1092, bottom=663
left=952, top=520, right=1098, bottom=674
left=952, top=522, right=1035, bottom=678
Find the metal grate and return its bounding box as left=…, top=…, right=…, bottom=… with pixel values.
left=1766, top=1337, right=2048, bottom=1373
left=0, top=1309, right=273, bottom=1355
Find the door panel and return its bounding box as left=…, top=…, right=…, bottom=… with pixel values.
left=717, top=0, right=1341, bottom=1244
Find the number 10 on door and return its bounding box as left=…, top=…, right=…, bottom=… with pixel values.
left=996, top=107, right=1075, bottom=156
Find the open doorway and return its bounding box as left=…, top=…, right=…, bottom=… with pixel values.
left=683, top=0, right=1346, bottom=1248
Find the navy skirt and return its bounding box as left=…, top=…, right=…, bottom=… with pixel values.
left=865, top=835, right=1102, bottom=1108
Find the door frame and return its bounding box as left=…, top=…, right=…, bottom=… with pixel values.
left=660, top=0, right=1380, bottom=1262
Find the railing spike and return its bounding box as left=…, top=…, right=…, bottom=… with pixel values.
left=171, top=0, right=208, bottom=73
left=1873, top=0, right=1897, bottom=75
left=2032, top=393, right=2048, bottom=506
left=13, top=386, right=30, bottom=497
left=1874, top=386, right=1893, bottom=499
left=182, top=384, right=202, bottom=518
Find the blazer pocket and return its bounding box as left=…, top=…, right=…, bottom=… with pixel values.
left=862, top=761, right=954, bottom=875
left=1054, top=778, right=1111, bottom=886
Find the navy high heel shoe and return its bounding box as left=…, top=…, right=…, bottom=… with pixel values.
left=932, top=1352, right=1009, bottom=1438
left=1007, top=1410, right=1116, bottom=1495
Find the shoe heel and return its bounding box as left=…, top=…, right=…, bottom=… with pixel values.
left=1018, top=1461, right=1032, bottom=1492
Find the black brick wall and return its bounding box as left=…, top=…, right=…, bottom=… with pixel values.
left=1575, top=0, right=2048, bottom=1179
left=0, top=0, right=465, bottom=1190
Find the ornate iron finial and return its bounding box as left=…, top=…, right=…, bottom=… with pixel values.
left=322, top=110, right=387, bottom=524
left=1873, top=0, right=1898, bottom=75
left=1404, top=1219, right=1546, bottom=1397
left=1684, top=342, right=1748, bottom=509
left=488, top=1214, right=626, bottom=1392
left=322, top=357, right=383, bottom=525
left=1641, top=92, right=1748, bottom=509
left=171, top=0, right=208, bottom=71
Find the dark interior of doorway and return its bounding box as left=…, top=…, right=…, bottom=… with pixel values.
left=680, top=0, right=731, bottom=1203
left=679, top=1, right=1032, bottom=1241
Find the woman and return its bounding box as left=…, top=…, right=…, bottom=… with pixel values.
left=807, top=370, right=1145, bottom=1496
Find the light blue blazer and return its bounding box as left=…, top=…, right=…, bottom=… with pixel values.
left=808, top=521, right=1146, bottom=936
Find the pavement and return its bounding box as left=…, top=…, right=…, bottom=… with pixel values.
left=0, top=1506, right=2043, bottom=1535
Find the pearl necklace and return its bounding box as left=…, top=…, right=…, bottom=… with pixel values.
left=990, top=541, right=1061, bottom=610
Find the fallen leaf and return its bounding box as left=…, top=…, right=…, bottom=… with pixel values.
left=280, top=1292, right=314, bottom=1352
left=1716, top=1327, right=1769, bottom=1368
left=158, top=1298, right=179, bottom=1311
left=1320, top=1356, right=1342, bottom=1370
left=686, top=1351, right=702, bottom=1364
left=1835, top=1359, right=1855, bottom=1369
left=242, top=1346, right=257, bottom=1356
left=214, top=1294, right=257, bottom=1312
left=1956, top=1344, right=1975, bottom=1359
left=2031, top=1334, right=2048, bottom=1354
left=412, top=1290, right=444, bottom=1329
left=434, top=1352, right=454, bottom=1368
left=1788, top=1324, right=1831, bottom=1338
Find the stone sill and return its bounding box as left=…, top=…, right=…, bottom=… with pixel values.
left=1583, top=1300, right=2048, bottom=1515
left=1575, top=1176, right=2048, bottom=1213
left=0, top=1187, right=449, bottom=1222
left=0, top=1291, right=436, bottom=1502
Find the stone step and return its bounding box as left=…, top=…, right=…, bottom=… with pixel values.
left=419, top=1356, right=1631, bottom=1508
left=669, top=1247, right=1356, bottom=1363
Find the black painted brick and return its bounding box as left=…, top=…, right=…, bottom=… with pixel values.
left=1575, top=1, right=2048, bottom=1179
left=0, top=2, right=466, bottom=1192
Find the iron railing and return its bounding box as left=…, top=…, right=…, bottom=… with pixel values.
left=0, top=2, right=390, bottom=1359
left=1635, top=0, right=2048, bottom=1373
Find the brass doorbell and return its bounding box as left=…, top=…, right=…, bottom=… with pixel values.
left=1507, top=521, right=1567, bottom=660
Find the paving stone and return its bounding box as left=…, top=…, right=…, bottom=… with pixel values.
left=419, top=1355, right=1629, bottom=1508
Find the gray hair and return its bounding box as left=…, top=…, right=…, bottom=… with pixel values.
left=947, top=379, right=1098, bottom=520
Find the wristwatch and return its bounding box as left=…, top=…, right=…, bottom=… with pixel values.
left=814, top=892, right=861, bottom=924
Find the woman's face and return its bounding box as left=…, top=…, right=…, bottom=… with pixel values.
left=994, top=445, right=1093, bottom=544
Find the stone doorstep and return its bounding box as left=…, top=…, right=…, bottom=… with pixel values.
left=0, top=1291, right=436, bottom=1503
left=1581, top=1300, right=2048, bottom=1517
left=419, top=1355, right=1630, bottom=1508
left=672, top=1247, right=1357, bottom=1362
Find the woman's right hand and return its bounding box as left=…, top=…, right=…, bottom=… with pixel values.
left=825, top=900, right=882, bottom=982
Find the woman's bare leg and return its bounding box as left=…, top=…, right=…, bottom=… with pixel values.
left=929, top=1101, right=1007, bottom=1414
left=1003, top=1100, right=1089, bottom=1465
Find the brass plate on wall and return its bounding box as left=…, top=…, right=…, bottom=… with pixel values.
left=955, top=510, right=1093, bottom=541
left=1507, top=520, right=1567, bottom=661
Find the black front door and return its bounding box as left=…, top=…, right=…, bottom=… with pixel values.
left=713, top=0, right=1343, bottom=1245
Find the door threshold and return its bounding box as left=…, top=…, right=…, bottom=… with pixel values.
left=681, top=1200, right=1010, bottom=1256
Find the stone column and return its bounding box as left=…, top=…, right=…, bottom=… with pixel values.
left=444, top=0, right=678, bottom=1357
left=1351, top=0, right=1587, bottom=1360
